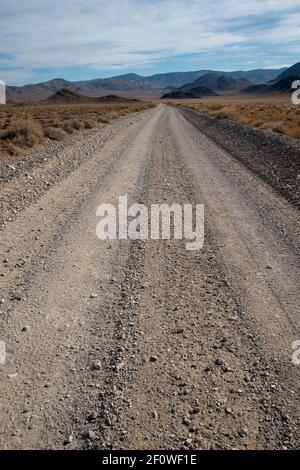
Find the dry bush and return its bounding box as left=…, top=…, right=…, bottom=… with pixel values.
left=179, top=98, right=300, bottom=141
left=97, top=115, right=110, bottom=123
left=104, top=110, right=119, bottom=121
left=5, top=143, right=23, bottom=156
left=71, top=119, right=82, bottom=130
left=44, top=126, right=67, bottom=141
left=1, top=118, right=44, bottom=154
left=0, top=101, right=154, bottom=157
left=62, top=121, right=75, bottom=134
left=83, top=119, right=97, bottom=129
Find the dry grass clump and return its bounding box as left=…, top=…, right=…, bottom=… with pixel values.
left=0, top=101, right=154, bottom=156
left=83, top=119, right=97, bottom=129
left=177, top=98, right=300, bottom=140
left=44, top=126, right=67, bottom=141
left=1, top=118, right=44, bottom=154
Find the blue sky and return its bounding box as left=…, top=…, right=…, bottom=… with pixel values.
left=0, top=0, right=299, bottom=85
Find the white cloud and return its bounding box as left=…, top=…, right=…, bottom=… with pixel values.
left=0, top=0, right=299, bottom=82
left=260, top=11, right=300, bottom=44
left=0, top=69, right=34, bottom=84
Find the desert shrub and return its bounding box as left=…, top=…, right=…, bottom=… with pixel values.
left=106, top=111, right=119, bottom=120
left=97, top=115, right=109, bottom=123
left=83, top=119, right=97, bottom=129
left=71, top=119, right=82, bottom=130
left=285, top=125, right=300, bottom=139
left=207, top=104, right=223, bottom=111
left=213, top=109, right=241, bottom=121
left=1, top=118, right=44, bottom=148
left=5, top=143, right=23, bottom=156
left=44, top=126, right=67, bottom=141
left=0, top=101, right=154, bottom=157
left=62, top=121, right=74, bottom=134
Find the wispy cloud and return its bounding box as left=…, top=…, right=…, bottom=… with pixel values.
left=0, top=0, right=299, bottom=84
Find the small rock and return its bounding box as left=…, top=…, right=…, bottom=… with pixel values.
left=89, top=294, right=98, bottom=299
left=12, top=294, right=22, bottom=301
left=8, top=165, right=16, bottom=171
left=149, top=355, right=158, bottom=362
left=189, top=424, right=198, bottom=433
left=191, top=406, right=200, bottom=414
left=8, top=373, right=18, bottom=379
left=22, top=326, right=30, bottom=332
left=174, top=328, right=184, bottom=334
left=64, top=435, right=73, bottom=445
left=91, top=360, right=101, bottom=371
left=215, top=358, right=224, bottom=366
left=239, top=427, right=249, bottom=438
left=85, top=430, right=96, bottom=440
left=88, top=411, right=98, bottom=421
left=182, top=416, right=191, bottom=426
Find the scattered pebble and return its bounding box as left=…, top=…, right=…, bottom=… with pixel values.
left=11, top=294, right=22, bottom=301
left=88, top=411, right=98, bottom=421
left=149, top=355, right=158, bottom=362
left=215, top=358, right=224, bottom=366
left=91, top=360, right=101, bottom=371
left=239, top=427, right=249, bottom=438
left=64, top=435, right=73, bottom=445
left=8, top=373, right=18, bottom=379
left=84, top=430, right=96, bottom=440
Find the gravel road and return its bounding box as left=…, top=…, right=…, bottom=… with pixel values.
left=0, top=104, right=299, bottom=449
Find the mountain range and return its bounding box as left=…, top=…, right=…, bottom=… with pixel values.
left=162, top=62, right=300, bottom=99
left=162, top=73, right=252, bottom=98
left=6, top=67, right=288, bottom=102
left=241, top=62, right=300, bottom=95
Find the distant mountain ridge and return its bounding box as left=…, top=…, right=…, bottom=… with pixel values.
left=162, top=73, right=252, bottom=98
left=6, top=67, right=287, bottom=102
left=242, top=62, right=300, bottom=95
left=45, top=89, right=139, bottom=104
left=275, top=63, right=300, bottom=81
left=45, top=88, right=90, bottom=103
left=163, top=85, right=218, bottom=99
left=112, top=68, right=286, bottom=88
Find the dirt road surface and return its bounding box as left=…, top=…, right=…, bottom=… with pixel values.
left=0, top=104, right=299, bottom=449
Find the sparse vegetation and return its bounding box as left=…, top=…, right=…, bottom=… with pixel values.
left=0, top=118, right=44, bottom=155
left=0, top=101, right=153, bottom=156
left=175, top=97, right=300, bottom=140
left=44, top=126, right=67, bottom=141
